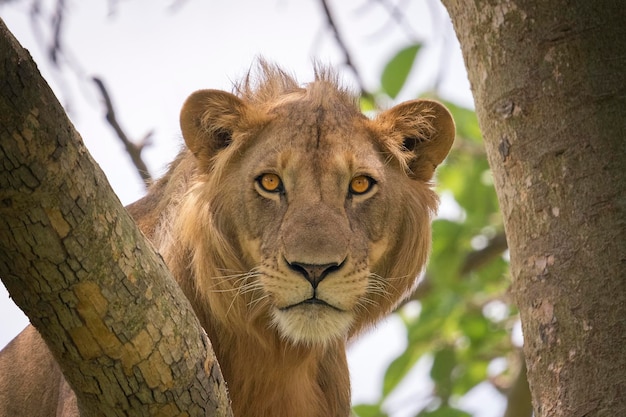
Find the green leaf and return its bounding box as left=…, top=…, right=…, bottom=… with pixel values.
left=429, top=220, right=465, bottom=282
left=437, top=154, right=500, bottom=229
left=459, top=311, right=489, bottom=344
left=430, top=346, right=456, bottom=402
left=382, top=347, right=415, bottom=396
left=360, top=95, right=377, bottom=112
left=381, top=44, right=421, bottom=98
left=440, top=101, right=482, bottom=143
left=453, top=360, right=489, bottom=395
left=418, top=406, right=472, bottom=417
left=352, top=403, right=388, bottom=417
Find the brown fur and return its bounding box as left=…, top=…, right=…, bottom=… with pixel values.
left=0, top=62, right=454, bottom=417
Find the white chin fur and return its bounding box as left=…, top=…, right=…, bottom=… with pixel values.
left=272, top=305, right=354, bottom=346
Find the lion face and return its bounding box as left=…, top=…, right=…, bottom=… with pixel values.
left=236, top=108, right=389, bottom=344
left=177, top=68, right=455, bottom=346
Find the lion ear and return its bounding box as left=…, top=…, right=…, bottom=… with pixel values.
left=179, top=89, right=248, bottom=160
left=377, top=99, right=455, bottom=181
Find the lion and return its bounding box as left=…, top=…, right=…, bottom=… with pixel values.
left=0, top=62, right=455, bottom=417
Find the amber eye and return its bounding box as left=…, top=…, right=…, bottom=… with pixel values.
left=257, top=173, right=283, bottom=193
left=349, top=175, right=374, bottom=195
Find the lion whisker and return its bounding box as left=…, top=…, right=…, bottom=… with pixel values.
left=219, top=269, right=266, bottom=317
left=247, top=292, right=271, bottom=317
left=366, top=274, right=394, bottom=303
left=205, top=267, right=263, bottom=292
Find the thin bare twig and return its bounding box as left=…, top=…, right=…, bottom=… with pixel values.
left=49, top=0, right=65, bottom=65
left=318, top=0, right=375, bottom=101
left=357, top=0, right=421, bottom=42
left=461, top=232, right=508, bottom=275
left=92, top=77, right=153, bottom=187
left=403, top=231, right=508, bottom=305
left=29, top=0, right=66, bottom=66
left=168, top=0, right=190, bottom=13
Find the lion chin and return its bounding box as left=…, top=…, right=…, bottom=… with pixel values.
left=272, top=301, right=355, bottom=345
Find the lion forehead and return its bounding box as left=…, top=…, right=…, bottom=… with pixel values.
left=246, top=114, right=385, bottom=183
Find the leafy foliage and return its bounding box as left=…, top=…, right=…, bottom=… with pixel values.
left=354, top=46, right=518, bottom=417
left=381, top=44, right=421, bottom=99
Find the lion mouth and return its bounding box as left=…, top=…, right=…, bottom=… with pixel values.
left=272, top=296, right=353, bottom=344
left=280, top=297, right=343, bottom=312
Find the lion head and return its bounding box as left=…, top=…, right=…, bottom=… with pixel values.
left=174, top=64, right=454, bottom=347
left=0, top=62, right=455, bottom=417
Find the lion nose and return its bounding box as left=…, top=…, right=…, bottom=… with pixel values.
left=287, top=261, right=344, bottom=288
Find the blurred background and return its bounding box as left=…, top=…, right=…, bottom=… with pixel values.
left=0, top=1, right=526, bottom=416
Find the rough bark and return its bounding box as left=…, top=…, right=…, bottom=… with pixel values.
left=0, top=18, right=232, bottom=417
left=441, top=1, right=626, bottom=416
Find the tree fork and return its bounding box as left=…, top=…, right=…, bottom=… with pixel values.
left=0, top=18, right=232, bottom=417
left=441, top=1, right=626, bottom=415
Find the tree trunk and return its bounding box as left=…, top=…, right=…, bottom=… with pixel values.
left=0, top=18, right=232, bottom=417
left=441, top=1, right=626, bottom=416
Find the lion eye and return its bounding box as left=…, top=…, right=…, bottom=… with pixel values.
left=257, top=173, right=283, bottom=193
left=349, top=175, right=375, bottom=195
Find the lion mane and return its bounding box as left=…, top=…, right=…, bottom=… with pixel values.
left=0, top=62, right=455, bottom=417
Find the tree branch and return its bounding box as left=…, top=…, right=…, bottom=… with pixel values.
left=49, top=0, right=65, bottom=65
left=400, top=231, right=508, bottom=308
left=361, top=0, right=421, bottom=42
left=502, top=357, right=533, bottom=417
left=0, top=18, right=230, bottom=416
left=92, top=76, right=153, bottom=187
left=460, top=232, right=508, bottom=275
